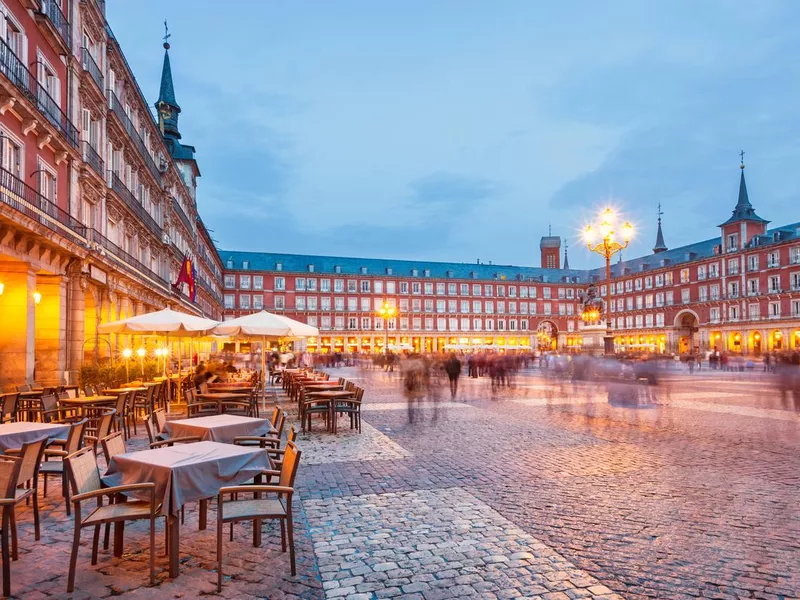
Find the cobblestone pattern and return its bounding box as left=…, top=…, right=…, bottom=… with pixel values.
left=297, top=422, right=410, bottom=465
left=306, top=487, right=621, bottom=600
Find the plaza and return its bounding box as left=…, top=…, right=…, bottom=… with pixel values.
left=1, top=366, right=797, bottom=599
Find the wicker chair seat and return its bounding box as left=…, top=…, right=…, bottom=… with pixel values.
left=220, top=497, right=286, bottom=521
left=83, top=501, right=153, bottom=526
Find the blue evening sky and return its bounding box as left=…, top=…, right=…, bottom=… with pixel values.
left=107, top=1, right=800, bottom=269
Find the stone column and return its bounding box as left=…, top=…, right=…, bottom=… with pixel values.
left=66, top=274, right=87, bottom=383
left=34, top=274, right=67, bottom=386
left=0, top=263, right=35, bottom=388
left=118, top=294, right=131, bottom=354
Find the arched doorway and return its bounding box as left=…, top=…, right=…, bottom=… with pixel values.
left=674, top=310, right=699, bottom=355
left=537, top=321, right=558, bottom=351
left=750, top=331, right=763, bottom=355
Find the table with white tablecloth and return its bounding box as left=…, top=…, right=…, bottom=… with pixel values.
left=163, top=415, right=274, bottom=444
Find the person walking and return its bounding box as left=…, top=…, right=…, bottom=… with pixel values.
left=444, top=353, right=462, bottom=399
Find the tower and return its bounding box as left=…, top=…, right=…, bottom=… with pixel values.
left=540, top=225, right=561, bottom=269
left=563, top=238, right=570, bottom=269
left=718, top=152, right=768, bottom=253
left=653, top=202, right=667, bottom=254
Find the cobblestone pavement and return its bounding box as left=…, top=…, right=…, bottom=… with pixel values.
left=5, top=367, right=800, bottom=599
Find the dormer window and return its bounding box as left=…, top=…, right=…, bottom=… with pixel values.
left=446, top=270, right=454, bottom=278
left=470, top=271, right=477, bottom=279
left=360, top=266, right=367, bottom=275
left=423, top=269, right=431, bottom=277
left=411, top=269, right=418, bottom=277
left=242, top=260, right=249, bottom=270
left=275, top=262, right=283, bottom=271
left=334, top=265, right=342, bottom=274
left=226, top=259, right=234, bottom=269
left=308, top=264, right=315, bottom=273
left=386, top=267, right=393, bottom=275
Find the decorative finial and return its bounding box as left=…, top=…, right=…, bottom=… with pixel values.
left=739, top=149, right=745, bottom=170
left=548, top=223, right=552, bottom=236
left=163, top=20, right=171, bottom=50
left=657, top=202, right=663, bottom=224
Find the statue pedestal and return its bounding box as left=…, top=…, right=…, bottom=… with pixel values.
left=579, top=324, right=607, bottom=355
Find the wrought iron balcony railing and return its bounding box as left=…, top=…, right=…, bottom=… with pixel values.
left=197, top=276, right=223, bottom=305
left=80, top=47, right=103, bottom=91
left=81, top=141, right=104, bottom=178
left=39, top=0, right=71, bottom=50
left=0, top=38, right=78, bottom=147
left=85, top=227, right=169, bottom=289
left=109, top=171, right=162, bottom=237
left=107, top=90, right=161, bottom=183
left=171, top=196, right=193, bottom=235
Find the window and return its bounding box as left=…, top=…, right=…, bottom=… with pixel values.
left=709, top=263, right=719, bottom=278
left=665, top=291, right=674, bottom=305
left=223, top=294, right=234, bottom=309
left=424, top=282, right=433, bottom=295
left=791, top=247, right=800, bottom=265
left=224, top=275, right=235, bottom=289
left=400, top=298, right=409, bottom=311
left=308, top=316, right=318, bottom=327
left=436, top=283, right=445, bottom=295
left=348, top=317, right=358, bottom=330
left=509, top=286, right=517, bottom=297
left=448, top=300, right=457, bottom=313
left=636, top=296, right=643, bottom=309
left=767, top=251, right=780, bottom=268
left=460, top=284, right=469, bottom=295
left=543, top=303, right=551, bottom=315
left=655, top=274, right=664, bottom=287
left=413, top=318, right=422, bottom=331
left=696, top=266, right=706, bottom=281
left=729, top=305, right=739, bottom=321
left=645, top=294, right=654, bottom=308
left=519, top=302, right=528, bottom=314
left=566, top=288, right=574, bottom=299
left=748, top=279, right=759, bottom=296
left=399, top=282, right=408, bottom=294
left=727, top=259, right=739, bottom=275
left=645, top=314, right=653, bottom=327
left=253, top=295, right=263, bottom=309
left=656, top=313, right=665, bottom=327
left=411, top=282, right=421, bottom=294
left=520, top=319, right=528, bottom=330
left=334, top=297, right=344, bottom=311
left=793, top=300, right=800, bottom=317
left=240, top=275, right=251, bottom=290
left=448, top=283, right=456, bottom=295
left=520, top=287, right=528, bottom=298
left=626, top=297, right=633, bottom=310
left=497, top=319, right=505, bottom=331
left=360, top=267, right=368, bottom=275
left=542, top=287, right=552, bottom=299
left=307, top=264, right=314, bottom=273
left=728, top=281, right=739, bottom=298
left=321, top=316, right=331, bottom=329
left=333, top=279, right=344, bottom=293
left=253, top=276, right=263, bottom=290
left=634, top=278, right=643, bottom=291
left=295, top=278, right=306, bottom=291
left=334, top=265, right=341, bottom=274
left=334, top=316, right=344, bottom=330
left=698, top=287, right=707, bottom=302
left=710, top=308, right=720, bottom=323
left=472, top=300, right=482, bottom=313
left=747, top=255, right=759, bottom=272
left=497, top=301, right=506, bottom=314
left=792, top=272, right=800, bottom=291
left=485, top=301, right=494, bottom=314
left=727, top=233, right=738, bottom=252
left=360, top=280, right=370, bottom=293
left=680, top=268, right=690, bottom=283
left=347, top=297, right=357, bottom=311
left=664, top=272, right=673, bottom=285
left=360, top=298, right=370, bottom=311
left=768, top=275, right=781, bottom=293
left=473, top=284, right=481, bottom=296
left=295, top=297, right=306, bottom=310
left=424, top=299, right=433, bottom=313
left=411, top=269, right=418, bottom=277
left=529, top=303, right=537, bottom=315
left=710, top=285, right=720, bottom=301
left=449, top=317, right=458, bottom=331
left=412, top=299, right=421, bottom=312
left=307, top=297, right=317, bottom=310
left=239, top=295, right=251, bottom=309
left=307, top=278, right=317, bottom=292
left=400, top=317, right=409, bottom=330
left=436, top=300, right=445, bottom=313
left=347, top=280, right=357, bottom=293
left=242, top=260, right=249, bottom=270
left=321, top=297, right=331, bottom=310
left=681, top=289, right=690, bottom=304
left=485, top=319, right=494, bottom=331
left=386, top=267, right=393, bottom=275
left=37, top=160, right=57, bottom=203
left=624, top=281, right=632, bottom=293
left=424, top=269, right=431, bottom=278
left=437, top=318, right=447, bottom=331
left=529, top=287, right=537, bottom=298
left=644, top=276, right=653, bottom=289
left=472, top=318, right=481, bottom=331
left=749, top=303, right=760, bottom=319
left=374, top=281, right=384, bottom=294
left=497, top=286, right=506, bottom=297
left=386, top=281, right=395, bottom=294
left=274, top=296, right=285, bottom=309
left=274, top=277, right=285, bottom=291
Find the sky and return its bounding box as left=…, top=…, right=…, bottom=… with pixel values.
left=107, top=1, right=800, bottom=269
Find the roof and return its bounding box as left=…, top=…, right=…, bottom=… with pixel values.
left=157, top=45, right=178, bottom=108
left=719, top=169, right=768, bottom=226
left=539, top=236, right=561, bottom=249
left=653, top=219, right=667, bottom=253
left=219, top=250, right=588, bottom=283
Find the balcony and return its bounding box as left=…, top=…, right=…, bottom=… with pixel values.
left=81, top=141, right=104, bottom=179
left=85, top=227, right=169, bottom=290
left=107, top=90, right=162, bottom=183
left=109, top=172, right=162, bottom=238
left=80, top=47, right=103, bottom=93
left=171, top=197, right=193, bottom=235
left=0, top=38, right=78, bottom=148
left=196, top=276, right=223, bottom=305
left=36, top=0, right=71, bottom=52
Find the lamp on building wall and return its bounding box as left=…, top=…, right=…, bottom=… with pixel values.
left=376, top=299, right=396, bottom=355
left=583, top=208, right=634, bottom=355
left=33, top=291, right=41, bottom=305
left=122, top=348, right=133, bottom=382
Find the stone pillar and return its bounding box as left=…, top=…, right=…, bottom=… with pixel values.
left=0, top=263, right=36, bottom=388
left=66, top=273, right=87, bottom=383
left=34, top=274, right=67, bottom=386
left=118, top=294, right=131, bottom=354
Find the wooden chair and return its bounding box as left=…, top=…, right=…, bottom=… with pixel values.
left=64, top=446, right=156, bottom=592
left=3, top=437, right=48, bottom=559
left=301, top=391, right=332, bottom=433
left=85, top=410, right=116, bottom=456
left=109, top=392, right=129, bottom=439
left=100, top=431, right=126, bottom=466
left=334, top=387, right=364, bottom=433
left=216, top=441, right=302, bottom=590
left=185, top=389, right=216, bottom=418
left=220, top=401, right=251, bottom=417
left=264, top=426, right=297, bottom=471
left=0, top=455, right=22, bottom=596
left=0, top=394, right=17, bottom=424
left=233, top=410, right=286, bottom=449
left=144, top=414, right=199, bottom=449
left=41, top=419, right=87, bottom=516
left=131, top=386, right=155, bottom=434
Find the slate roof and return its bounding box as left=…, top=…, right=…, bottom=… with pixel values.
left=720, top=169, right=768, bottom=226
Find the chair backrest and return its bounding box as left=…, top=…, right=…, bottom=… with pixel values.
left=269, top=406, right=280, bottom=428
left=100, top=431, right=126, bottom=464
left=199, top=381, right=209, bottom=395
left=82, top=385, right=93, bottom=397
left=16, top=384, right=31, bottom=392
left=95, top=411, right=115, bottom=441
left=274, top=411, right=287, bottom=438
left=279, top=441, right=301, bottom=488
left=356, top=387, right=365, bottom=402
left=286, top=425, right=296, bottom=444
left=1, top=393, right=18, bottom=421
left=184, top=388, right=195, bottom=405
left=153, top=409, right=167, bottom=433
left=145, top=384, right=156, bottom=403
left=113, top=392, right=128, bottom=415
left=345, top=381, right=355, bottom=391
left=40, top=393, right=58, bottom=414
left=65, top=419, right=88, bottom=454
left=0, top=456, right=21, bottom=500
left=65, top=446, right=102, bottom=499
left=16, top=436, right=47, bottom=486
left=144, top=417, right=158, bottom=444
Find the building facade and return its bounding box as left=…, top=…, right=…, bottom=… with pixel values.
left=0, top=0, right=223, bottom=388
left=221, top=165, right=800, bottom=357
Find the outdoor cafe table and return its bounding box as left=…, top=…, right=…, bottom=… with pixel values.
left=59, top=395, right=117, bottom=412
left=303, top=390, right=356, bottom=432
left=195, top=392, right=251, bottom=413
left=103, top=441, right=272, bottom=577
left=102, top=387, right=147, bottom=394
left=206, top=384, right=252, bottom=393
left=164, top=414, right=274, bottom=443
left=0, top=421, right=70, bottom=452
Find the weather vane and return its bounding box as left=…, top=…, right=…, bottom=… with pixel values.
left=163, top=20, right=171, bottom=49
left=740, top=149, right=745, bottom=169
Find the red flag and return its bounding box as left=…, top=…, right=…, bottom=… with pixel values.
left=173, top=256, right=197, bottom=302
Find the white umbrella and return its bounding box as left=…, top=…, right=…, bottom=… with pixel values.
left=99, top=308, right=219, bottom=397
left=211, top=310, right=320, bottom=403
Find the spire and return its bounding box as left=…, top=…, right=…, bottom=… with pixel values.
left=156, top=21, right=181, bottom=141
left=563, top=238, right=570, bottom=269
left=719, top=152, right=768, bottom=226
left=653, top=202, right=667, bottom=254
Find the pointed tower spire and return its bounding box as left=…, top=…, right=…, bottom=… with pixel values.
left=563, top=238, right=570, bottom=269
left=156, top=21, right=181, bottom=141
left=653, top=202, right=667, bottom=254
left=719, top=151, right=768, bottom=227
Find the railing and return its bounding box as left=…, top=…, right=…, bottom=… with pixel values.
left=80, top=47, right=103, bottom=91
left=0, top=166, right=85, bottom=245
left=85, top=227, right=169, bottom=289
left=107, top=90, right=161, bottom=183
left=39, top=0, right=71, bottom=49
left=81, top=141, right=104, bottom=178
left=0, top=38, right=78, bottom=147
left=109, top=172, right=161, bottom=237
left=171, top=241, right=183, bottom=258
left=196, top=276, right=223, bottom=305
left=171, top=197, right=193, bottom=234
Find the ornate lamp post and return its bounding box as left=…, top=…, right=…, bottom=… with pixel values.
left=584, top=208, right=633, bottom=355
left=376, top=300, right=396, bottom=355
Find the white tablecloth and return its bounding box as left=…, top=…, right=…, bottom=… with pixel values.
left=0, top=422, right=70, bottom=452
left=164, top=415, right=273, bottom=444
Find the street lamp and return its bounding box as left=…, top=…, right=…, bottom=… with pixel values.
left=584, top=207, right=634, bottom=355
left=122, top=348, right=133, bottom=382
left=136, top=347, right=146, bottom=378
left=376, top=300, right=396, bottom=355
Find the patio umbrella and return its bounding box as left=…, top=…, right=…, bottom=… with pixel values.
left=211, top=310, right=320, bottom=401
left=99, top=308, right=219, bottom=395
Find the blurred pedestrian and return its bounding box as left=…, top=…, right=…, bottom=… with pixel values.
left=444, top=353, right=461, bottom=399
